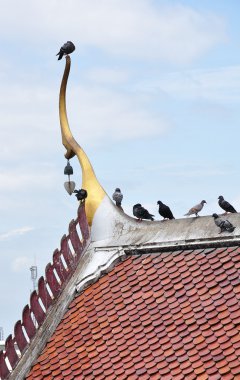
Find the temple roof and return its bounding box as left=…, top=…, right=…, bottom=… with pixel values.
left=26, top=245, right=240, bottom=379
left=1, top=202, right=240, bottom=380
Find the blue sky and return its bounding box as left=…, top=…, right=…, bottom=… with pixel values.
left=1, top=0, right=240, bottom=337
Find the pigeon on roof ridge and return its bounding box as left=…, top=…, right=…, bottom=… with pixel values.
left=212, top=213, right=236, bottom=233
left=133, top=203, right=154, bottom=221
left=112, top=188, right=123, bottom=209
left=157, top=200, right=175, bottom=220
left=218, top=195, right=237, bottom=214
left=184, top=200, right=206, bottom=217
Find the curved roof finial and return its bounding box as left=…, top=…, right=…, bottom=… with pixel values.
left=59, top=56, right=106, bottom=225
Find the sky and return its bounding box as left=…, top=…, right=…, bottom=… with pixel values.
left=1, top=0, right=240, bottom=338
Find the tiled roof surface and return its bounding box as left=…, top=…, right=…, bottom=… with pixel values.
left=27, top=246, right=240, bottom=380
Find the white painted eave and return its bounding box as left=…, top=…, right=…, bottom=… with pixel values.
left=90, top=196, right=240, bottom=250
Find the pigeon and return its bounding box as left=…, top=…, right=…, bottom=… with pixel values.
left=133, top=204, right=154, bottom=221
left=56, top=41, right=75, bottom=60
left=73, top=188, right=88, bottom=203
left=157, top=201, right=175, bottom=220
left=112, top=188, right=123, bottom=208
left=184, top=200, right=206, bottom=217
left=218, top=195, right=237, bottom=214
left=212, top=213, right=236, bottom=233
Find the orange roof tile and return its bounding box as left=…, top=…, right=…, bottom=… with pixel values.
left=23, top=245, right=240, bottom=379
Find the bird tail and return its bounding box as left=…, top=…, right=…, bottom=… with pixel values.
left=184, top=212, right=190, bottom=216
left=228, top=226, right=236, bottom=233
left=56, top=51, right=64, bottom=60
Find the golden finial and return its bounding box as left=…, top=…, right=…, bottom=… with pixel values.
left=59, top=55, right=106, bottom=225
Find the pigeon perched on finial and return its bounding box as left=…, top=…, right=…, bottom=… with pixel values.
left=73, top=189, right=87, bottom=203
left=133, top=204, right=154, bottom=221
left=218, top=196, right=237, bottom=214
left=56, top=41, right=75, bottom=60
left=112, top=188, right=123, bottom=209
left=184, top=200, right=206, bottom=217
left=212, top=213, right=236, bottom=233
left=157, top=201, right=175, bottom=220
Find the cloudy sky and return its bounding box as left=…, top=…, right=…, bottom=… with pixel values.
left=1, top=0, right=240, bottom=337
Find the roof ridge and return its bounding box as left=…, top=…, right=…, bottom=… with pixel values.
left=0, top=204, right=90, bottom=380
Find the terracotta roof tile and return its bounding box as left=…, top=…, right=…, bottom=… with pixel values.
left=25, top=246, right=240, bottom=379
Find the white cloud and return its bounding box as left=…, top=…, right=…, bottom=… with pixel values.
left=0, top=0, right=226, bottom=63
left=85, top=68, right=129, bottom=85
left=12, top=256, right=33, bottom=272
left=0, top=79, right=170, bottom=162
left=0, top=227, right=34, bottom=241
left=147, top=65, right=240, bottom=103
left=0, top=82, right=58, bottom=160
left=126, top=162, right=235, bottom=178
left=69, top=85, right=170, bottom=144
left=0, top=169, right=59, bottom=191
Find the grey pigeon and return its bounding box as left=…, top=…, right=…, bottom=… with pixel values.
left=184, top=200, right=206, bottom=217
left=73, top=188, right=87, bottom=203
left=212, top=213, right=235, bottom=233
left=112, top=188, right=123, bottom=209
left=157, top=201, right=175, bottom=220
left=133, top=203, right=154, bottom=221
left=218, top=195, right=237, bottom=214
left=56, top=41, right=75, bottom=60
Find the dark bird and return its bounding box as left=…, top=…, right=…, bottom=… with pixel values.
left=56, top=41, right=75, bottom=60
left=157, top=200, right=175, bottom=220
left=73, top=188, right=88, bottom=203
left=112, top=188, right=123, bottom=208
left=218, top=195, right=237, bottom=214
left=133, top=203, right=154, bottom=221
left=184, top=200, right=206, bottom=217
left=212, top=213, right=236, bottom=233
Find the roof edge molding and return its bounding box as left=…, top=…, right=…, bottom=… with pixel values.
left=90, top=197, right=240, bottom=249
left=0, top=205, right=90, bottom=380
left=75, top=246, right=127, bottom=293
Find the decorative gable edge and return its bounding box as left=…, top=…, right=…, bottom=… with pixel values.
left=0, top=204, right=90, bottom=380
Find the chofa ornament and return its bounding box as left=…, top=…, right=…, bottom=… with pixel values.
left=59, top=53, right=106, bottom=225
